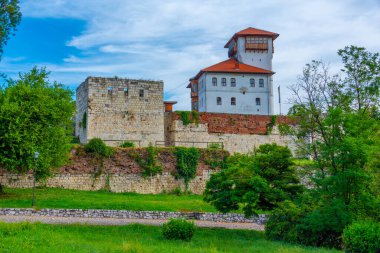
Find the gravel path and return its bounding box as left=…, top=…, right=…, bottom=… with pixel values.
left=0, top=215, right=264, bottom=231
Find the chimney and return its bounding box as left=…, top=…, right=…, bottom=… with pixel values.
left=164, top=101, right=177, bottom=112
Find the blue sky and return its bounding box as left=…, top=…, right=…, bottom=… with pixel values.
left=1, top=0, right=380, bottom=112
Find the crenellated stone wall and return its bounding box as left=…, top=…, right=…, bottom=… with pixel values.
left=76, top=77, right=164, bottom=146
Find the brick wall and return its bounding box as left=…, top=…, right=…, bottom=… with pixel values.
left=167, top=112, right=296, bottom=154
left=171, top=112, right=296, bottom=135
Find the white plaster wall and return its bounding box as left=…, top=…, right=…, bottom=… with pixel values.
left=235, top=37, right=273, bottom=71
left=199, top=73, right=271, bottom=115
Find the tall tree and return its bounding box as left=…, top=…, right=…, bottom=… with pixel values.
left=270, top=46, right=380, bottom=248
left=0, top=0, right=21, bottom=60
left=0, top=68, right=75, bottom=192
left=338, top=45, right=380, bottom=112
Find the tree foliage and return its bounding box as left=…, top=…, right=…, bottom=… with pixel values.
left=0, top=0, right=21, bottom=59
left=268, top=46, right=380, bottom=248
left=204, top=144, right=303, bottom=217
left=0, top=67, right=75, bottom=180
left=175, top=147, right=199, bottom=190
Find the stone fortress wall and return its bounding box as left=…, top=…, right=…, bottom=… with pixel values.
left=0, top=171, right=212, bottom=195
left=75, top=77, right=296, bottom=154
left=165, top=112, right=296, bottom=154
left=76, top=77, right=165, bottom=146
left=0, top=77, right=299, bottom=195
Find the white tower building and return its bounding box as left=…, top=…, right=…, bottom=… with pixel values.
left=188, top=27, right=279, bottom=115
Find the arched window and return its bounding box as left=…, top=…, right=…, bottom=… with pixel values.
left=259, top=78, right=264, bottom=87
left=250, top=78, right=255, bottom=87
left=212, top=77, right=217, bottom=86
left=256, top=97, right=261, bottom=106
left=231, top=97, right=236, bottom=105
left=217, top=97, right=222, bottom=105
left=222, top=78, right=227, bottom=86
left=231, top=78, right=236, bottom=87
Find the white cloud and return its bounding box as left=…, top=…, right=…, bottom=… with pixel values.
left=12, top=0, right=380, bottom=112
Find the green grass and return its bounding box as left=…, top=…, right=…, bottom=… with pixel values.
left=0, top=188, right=220, bottom=212
left=0, top=222, right=341, bottom=253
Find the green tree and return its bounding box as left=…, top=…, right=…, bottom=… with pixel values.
left=254, top=144, right=304, bottom=210
left=338, top=45, right=380, bottom=112
left=269, top=46, right=380, bottom=248
left=204, top=144, right=302, bottom=217
left=0, top=67, right=75, bottom=192
left=0, top=0, right=21, bottom=59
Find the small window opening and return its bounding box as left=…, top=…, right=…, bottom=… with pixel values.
left=231, top=78, right=236, bottom=87
left=212, top=77, right=217, bottom=86
left=250, top=78, right=255, bottom=87
left=256, top=97, right=261, bottom=106
left=217, top=97, right=222, bottom=105
left=259, top=79, right=264, bottom=87
left=222, top=78, right=227, bottom=86
left=231, top=97, right=236, bottom=105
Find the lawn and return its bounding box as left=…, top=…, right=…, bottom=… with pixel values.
left=0, top=187, right=219, bottom=212
left=0, top=222, right=341, bottom=253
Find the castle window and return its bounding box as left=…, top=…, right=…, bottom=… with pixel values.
left=250, top=78, right=255, bottom=87
left=139, top=89, right=144, bottom=97
left=193, top=84, right=197, bottom=92
left=245, top=36, right=268, bottom=51
left=217, top=97, right=222, bottom=105
left=231, top=97, right=236, bottom=106
left=107, top=86, right=113, bottom=95
left=212, top=77, right=217, bottom=86
left=231, top=78, right=236, bottom=87
left=124, top=88, right=128, bottom=96
left=259, top=79, right=264, bottom=87
left=222, top=78, right=227, bottom=86
left=256, top=97, right=261, bottom=106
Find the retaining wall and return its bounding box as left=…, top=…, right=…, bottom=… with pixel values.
left=0, top=208, right=268, bottom=225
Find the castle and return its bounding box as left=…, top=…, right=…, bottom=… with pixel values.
left=187, top=27, right=278, bottom=115
left=75, top=27, right=294, bottom=154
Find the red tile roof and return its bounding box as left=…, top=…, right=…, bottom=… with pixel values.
left=224, top=27, right=279, bottom=48
left=192, top=58, right=273, bottom=81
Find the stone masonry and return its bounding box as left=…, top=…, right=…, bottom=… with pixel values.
left=76, top=77, right=164, bottom=146
left=0, top=208, right=268, bottom=225
left=0, top=171, right=213, bottom=195
left=165, top=112, right=296, bottom=154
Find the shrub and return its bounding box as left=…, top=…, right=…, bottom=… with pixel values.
left=162, top=218, right=195, bottom=241
left=139, top=145, right=162, bottom=177
left=265, top=200, right=305, bottom=243
left=84, top=138, right=114, bottom=157
left=175, top=147, right=200, bottom=190
left=170, top=187, right=183, bottom=196
left=120, top=141, right=135, bottom=148
left=266, top=197, right=352, bottom=249
left=208, top=143, right=221, bottom=149
left=343, top=221, right=380, bottom=253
